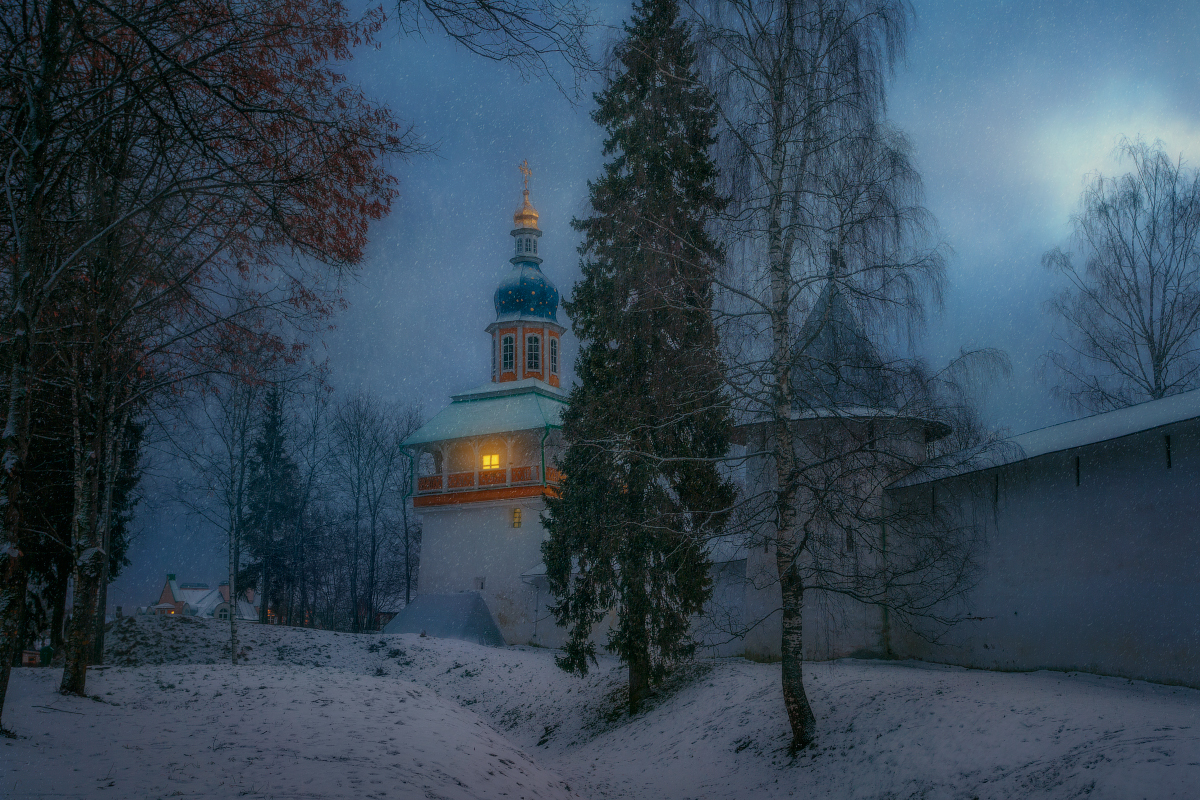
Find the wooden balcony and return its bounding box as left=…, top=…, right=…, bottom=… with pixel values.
left=415, top=464, right=558, bottom=497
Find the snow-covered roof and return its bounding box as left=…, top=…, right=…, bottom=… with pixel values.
left=234, top=599, right=259, bottom=621
left=184, top=588, right=224, bottom=618
left=890, top=389, right=1200, bottom=488
left=404, top=380, right=567, bottom=447
left=383, top=592, right=507, bottom=647
left=792, top=278, right=893, bottom=411
left=1009, top=389, right=1200, bottom=459
left=176, top=586, right=214, bottom=608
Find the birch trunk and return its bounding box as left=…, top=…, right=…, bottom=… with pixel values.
left=93, top=406, right=125, bottom=663
left=767, top=118, right=816, bottom=750
left=61, top=367, right=104, bottom=696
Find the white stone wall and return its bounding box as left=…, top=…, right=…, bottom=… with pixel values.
left=888, top=419, right=1200, bottom=687
left=416, top=498, right=552, bottom=646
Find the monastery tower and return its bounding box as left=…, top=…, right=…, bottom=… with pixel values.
left=394, top=162, right=568, bottom=646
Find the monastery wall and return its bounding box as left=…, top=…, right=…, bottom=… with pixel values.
left=888, top=418, right=1200, bottom=687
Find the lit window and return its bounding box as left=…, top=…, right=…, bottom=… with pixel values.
left=502, top=335, right=515, bottom=372
left=482, top=454, right=499, bottom=470
left=526, top=335, right=541, bottom=372
left=549, top=337, right=558, bottom=374
left=512, top=508, right=522, bottom=528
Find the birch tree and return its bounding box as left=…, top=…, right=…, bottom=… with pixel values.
left=691, top=0, right=993, bottom=751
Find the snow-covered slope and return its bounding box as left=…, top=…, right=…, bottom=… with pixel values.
left=5, top=615, right=1200, bottom=799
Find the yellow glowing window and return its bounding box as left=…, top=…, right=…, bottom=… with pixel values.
left=482, top=454, right=500, bottom=470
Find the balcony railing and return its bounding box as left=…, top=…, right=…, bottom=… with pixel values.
left=416, top=464, right=557, bottom=495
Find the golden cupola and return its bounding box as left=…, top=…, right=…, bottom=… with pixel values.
left=513, top=159, right=540, bottom=230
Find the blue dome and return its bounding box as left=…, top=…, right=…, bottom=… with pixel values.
left=494, top=261, right=559, bottom=321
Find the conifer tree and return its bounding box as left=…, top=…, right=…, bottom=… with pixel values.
left=543, top=0, right=734, bottom=715
left=243, top=388, right=301, bottom=624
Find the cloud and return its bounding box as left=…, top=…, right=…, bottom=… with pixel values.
left=1029, top=80, right=1200, bottom=223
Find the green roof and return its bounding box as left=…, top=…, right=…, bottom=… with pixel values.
left=404, top=380, right=567, bottom=447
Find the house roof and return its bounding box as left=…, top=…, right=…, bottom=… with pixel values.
left=890, top=388, right=1200, bottom=489
left=404, top=380, right=567, bottom=447
left=176, top=587, right=216, bottom=609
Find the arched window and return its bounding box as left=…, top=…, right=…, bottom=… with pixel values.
left=502, top=335, right=515, bottom=372
left=217, top=607, right=229, bottom=620
left=549, top=337, right=558, bottom=374
left=524, top=237, right=532, bottom=253
left=528, top=335, right=542, bottom=371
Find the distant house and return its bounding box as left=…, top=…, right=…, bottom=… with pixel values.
left=153, top=574, right=259, bottom=621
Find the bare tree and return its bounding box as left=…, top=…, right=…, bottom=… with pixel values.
left=1044, top=137, right=1200, bottom=413
left=395, top=405, right=424, bottom=607
left=175, top=358, right=273, bottom=665
left=284, top=371, right=335, bottom=626
left=398, top=0, right=596, bottom=92
left=330, top=393, right=412, bottom=632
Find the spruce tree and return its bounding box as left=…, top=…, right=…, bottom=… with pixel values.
left=243, top=388, right=301, bottom=624
left=542, top=0, right=734, bottom=715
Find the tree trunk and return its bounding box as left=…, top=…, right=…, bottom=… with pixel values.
left=777, top=545, right=816, bottom=751
left=259, top=560, right=269, bottom=624
left=0, top=563, right=28, bottom=729
left=61, top=368, right=103, bottom=696
left=628, top=653, right=650, bottom=716
left=50, top=568, right=68, bottom=652
left=766, top=121, right=817, bottom=750
left=229, top=530, right=240, bottom=664
left=93, top=408, right=122, bottom=664
left=60, top=552, right=103, bottom=695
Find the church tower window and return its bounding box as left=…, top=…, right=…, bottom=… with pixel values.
left=502, top=335, right=515, bottom=372
left=549, top=337, right=558, bottom=374
left=526, top=334, right=541, bottom=372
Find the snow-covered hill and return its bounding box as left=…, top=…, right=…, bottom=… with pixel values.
left=5, top=615, right=1200, bottom=799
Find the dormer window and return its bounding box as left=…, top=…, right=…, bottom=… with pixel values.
left=549, top=337, right=558, bottom=374
left=502, top=335, right=515, bottom=372
left=526, top=334, right=541, bottom=372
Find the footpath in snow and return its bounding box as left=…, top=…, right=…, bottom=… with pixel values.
left=4, top=614, right=1200, bottom=799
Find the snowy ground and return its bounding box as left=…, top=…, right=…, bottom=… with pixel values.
left=4, top=615, right=1200, bottom=799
